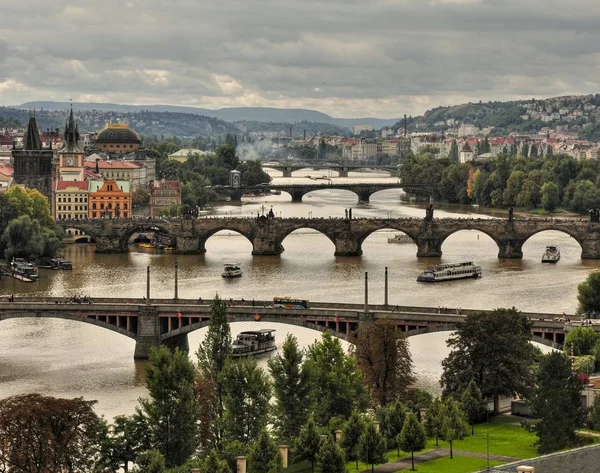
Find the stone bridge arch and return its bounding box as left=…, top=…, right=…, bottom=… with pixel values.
left=437, top=226, right=502, bottom=257
left=117, top=223, right=175, bottom=252
left=57, top=222, right=100, bottom=242
left=301, top=187, right=362, bottom=203
left=520, top=227, right=584, bottom=258
left=357, top=226, right=419, bottom=251
left=197, top=227, right=255, bottom=254
left=275, top=225, right=337, bottom=254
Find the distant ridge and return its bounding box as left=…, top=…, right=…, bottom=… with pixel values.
left=18, top=101, right=400, bottom=129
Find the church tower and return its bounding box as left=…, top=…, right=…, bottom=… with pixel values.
left=11, top=115, right=54, bottom=200
left=57, top=106, right=85, bottom=181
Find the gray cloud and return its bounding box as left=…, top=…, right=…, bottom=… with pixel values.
left=1, top=0, right=600, bottom=117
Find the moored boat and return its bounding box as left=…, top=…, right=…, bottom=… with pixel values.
left=231, top=329, right=276, bottom=358
left=541, top=245, right=560, bottom=263
left=10, top=258, right=39, bottom=281
left=222, top=263, right=242, bottom=278
left=417, top=261, right=482, bottom=283
left=387, top=234, right=413, bottom=244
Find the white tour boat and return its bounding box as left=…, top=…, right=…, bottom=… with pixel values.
left=417, top=261, right=482, bottom=283
left=231, top=329, right=276, bottom=358
left=387, top=234, right=413, bottom=244
left=222, top=263, right=243, bottom=278
left=541, top=245, right=560, bottom=263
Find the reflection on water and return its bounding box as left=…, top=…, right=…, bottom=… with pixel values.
left=0, top=173, right=596, bottom=417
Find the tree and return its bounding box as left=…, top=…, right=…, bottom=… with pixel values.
left=216, top=144, right=239, bottom=170
left=448, top=140, right=459, bottom=163
left=134, top=449, right=166, bottom=473
left=133, top=188, right=151, bottom=206
left=375, top=400, right=405, bottom=456
left=140, top=346, right=197, bottom=467
left=460, top=380, right=488, bottom=435
left=316, top=435, right=346, bottom=473
left=100, top=412, right=150, bottom=472
left=0, top=394, right=103, bottom=473
left=577, top=270, right=600, bottom=315
left=398, top=412, right=426, bottom=471
left=564, top=327, right=600, bottom=356
left=439, top=397, right=468, bottom=459
left=196, top=295, right=232, bottom=450
left=541, top=182, right=560, bottom=212
left=295, top=416, right=322, bottom=473
left=358, top=422, right=386, bottom=473
left=441, top=308, right=534, bottom=414
left=306, top=332, right=367, bottom=425
left=2, top=215, right=62, bottom=262
left=424, top=398, right=443, bottom=447
left=532, top=352, right=585, bottom=453
left=222, top=357, right=272, bottom=444
left=247, top=429, right=282, bottom=473
left=353, top=320, right=415, bottom=407
left=200, top=450, right=232, bottom=473
left=268, top=334, right=312, bottom=442
left=341, top=410, right=367, bottom=470
left=588, top=395, right=600, bottom=430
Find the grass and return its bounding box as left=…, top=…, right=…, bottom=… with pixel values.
left=344, top=448, right=423, bottom=473
left=393, top=456, right=504, bottom=473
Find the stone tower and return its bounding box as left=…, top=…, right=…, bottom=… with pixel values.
left=12, top=116, right=53, bottom=200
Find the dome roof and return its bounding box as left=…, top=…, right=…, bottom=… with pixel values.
left=95, top=124, right=141, bottom=144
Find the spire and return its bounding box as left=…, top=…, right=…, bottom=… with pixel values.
left=23, top=116, right=42, bottom=151
left=60, top=105, right=83, bottom=154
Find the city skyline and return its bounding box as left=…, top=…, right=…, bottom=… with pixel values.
left=1, top=0, right=600, bottom=118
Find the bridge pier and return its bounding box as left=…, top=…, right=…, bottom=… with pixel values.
left=580, top=239, right=600, bottom=259
left=229, top=190, right=242, bottom=202
left=252, top=238, right=284, bottom=256
left=416, top=237, right=442, bottom=257
left=497, top=239, right=524, bottom=259
left=134, top=306, right=160, bottom=359
left=357, top=191, right=370, bottom=204
left=163, top=333, right=190, bottom=354
left=175, top=235, right=203, bottom=254
left=338, top=168, right=348, bottom=178
left=95, top=236, right=128, bottom=253
left=282, top=169, right=293, bottom=178
left=290, top=190, right=304, bottom=202
left=334, top=236, right=362, bottom=256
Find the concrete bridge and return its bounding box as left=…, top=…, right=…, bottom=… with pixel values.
left=225, top=182, right=420, bottom=203
left=0, top=297, right=573, bottom=359
left=261, top=162, right=399, bottom=178
left=57, top=216, right=600, bottom=259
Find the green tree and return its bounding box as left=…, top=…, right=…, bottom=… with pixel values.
left=358, top=422, right=386, bottom=473
left=316, top=435, right=346, bottom=473
left=532, top=352, right=585, bottom=453
left=134, top=449, right=166, bottom=473
left=247, top=429, right=282, bottom=473
left=398, top=412, right=426, bottom=471
left=439, top=397, right=468, bottom=459
left=196, top=295, right=232, bottom=450
left=564, top=327, right=600, bottom=356
left=216, top=144, right=239, bottom=170
left=295, top=416, right=322, bottom=473
left=448, top=140, right=459, bottom=163
left=577, top=270, right=600, bottom=315
left=441, top=308, right=534, bottom=414
left=2, top=215, right=62, bottom=262
left=100, top=412, right=150, bottom=471
left=200, top=450, right=232, bottom=473
left=375, top=400, right=405, bottom=456
left=0, top=394, right=103, bottom=473
left=588, top=395, right=600, bottom=430
left=354, top=320, right=415, bottom=407
left=222, top=357, right=272, bottom=444
left=424, top=398, right=443, bottom=447
left=341, top=410, right=367, bottom=470
left=305, top=332, right=367, bottom=425
left=140, top=346, right=197, bottom=467
left=268, top=334, right=312, bottom=442
left=460, top=380, right=488, bottom=435
left=541, top=182, right=560, bottom=212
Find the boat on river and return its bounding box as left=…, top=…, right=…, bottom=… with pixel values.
left=387, top=234, right=413, bottom=244
left=417, top=261, right=482, bottom=283
left=541, top=245, right=560, bottom=263
left=231, top=329, right=276, bottom=358
left=222, top=263, right=242, bottom=278
left=10, top=258, right=39, bottom=282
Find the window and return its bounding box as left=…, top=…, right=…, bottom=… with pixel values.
left=100, top=203, right=104, bottom=210
left=92, top=203, right=96, bottom=210
left=124, top=203, right=128, bottom=209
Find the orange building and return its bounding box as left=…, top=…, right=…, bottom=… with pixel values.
left=88, top=179, right=132, bottom=219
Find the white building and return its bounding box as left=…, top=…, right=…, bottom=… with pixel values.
left=353, top=124, right=373, bottom=135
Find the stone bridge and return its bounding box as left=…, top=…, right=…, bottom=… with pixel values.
left=223, top=182, right=419, bottom=203
left=57, top=216, right=600, bottom=258
left=261, top=162, right=399, bottom=178
left=0, top=297, right=572, bottom=359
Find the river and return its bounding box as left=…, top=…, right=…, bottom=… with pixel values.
left=0, top=172, right=588, bottom=418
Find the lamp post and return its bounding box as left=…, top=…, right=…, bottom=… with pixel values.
left=174, top=261, right=179, bottom=300
left=364, top=271, right=369, bottom=313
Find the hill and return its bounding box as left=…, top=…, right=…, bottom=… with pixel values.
left=18, top=101, right=399, bottom=129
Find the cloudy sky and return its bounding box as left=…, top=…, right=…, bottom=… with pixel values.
left=1, top=0, right=600, bottom=118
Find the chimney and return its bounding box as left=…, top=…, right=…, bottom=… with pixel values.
left=404, top=114, right=407, bottom=137
left=95, top=158, right=100, bottom=174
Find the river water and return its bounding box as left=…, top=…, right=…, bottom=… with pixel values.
left=0, top=172, right=588, bottom=418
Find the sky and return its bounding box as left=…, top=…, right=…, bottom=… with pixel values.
left=1, top=0, right=600, bottom=118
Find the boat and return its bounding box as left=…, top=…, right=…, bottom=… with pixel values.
left=10, top=258, right=39, bottom=281
left=387, top=234, right=413, bottom=244
left=542, top=245, right=560, bottom=263
left=137, top=242, right=155, bottom=249
left=417, top=261, right=482, bottom=282
left=222, top=263, right=242, bottom=278
left=231, top=329, right=277, bottom=358
left=50, top=258, right=73, bottom=270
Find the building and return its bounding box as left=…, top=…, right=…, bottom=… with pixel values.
left=0, top=163, right=13, bottom=193
left=84, top=159, right=148, bottom=190
left=149, top=180, right=181, bottom=217
left=11, top=116, right=53, bottom=199
left=459, top=142, right=475, bottom=163
left=88, top=180, right=132, bottom=219
left=168, top=148, right=207, bottom=163
left=57, top=108, right=85, bottom=182
left=352, top=124, right=373, bottom=135
left=94, top=123, right=141, bottom=155
left=53, top=181, right=89, bottom=220
left=458, top=124, right=480, bottom=137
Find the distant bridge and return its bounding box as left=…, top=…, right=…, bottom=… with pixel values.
left=0, top=297, right=571, bottom=359
left=261, top=161, right=400, bottom=178
left=56, top=215, right=600, bottom=259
